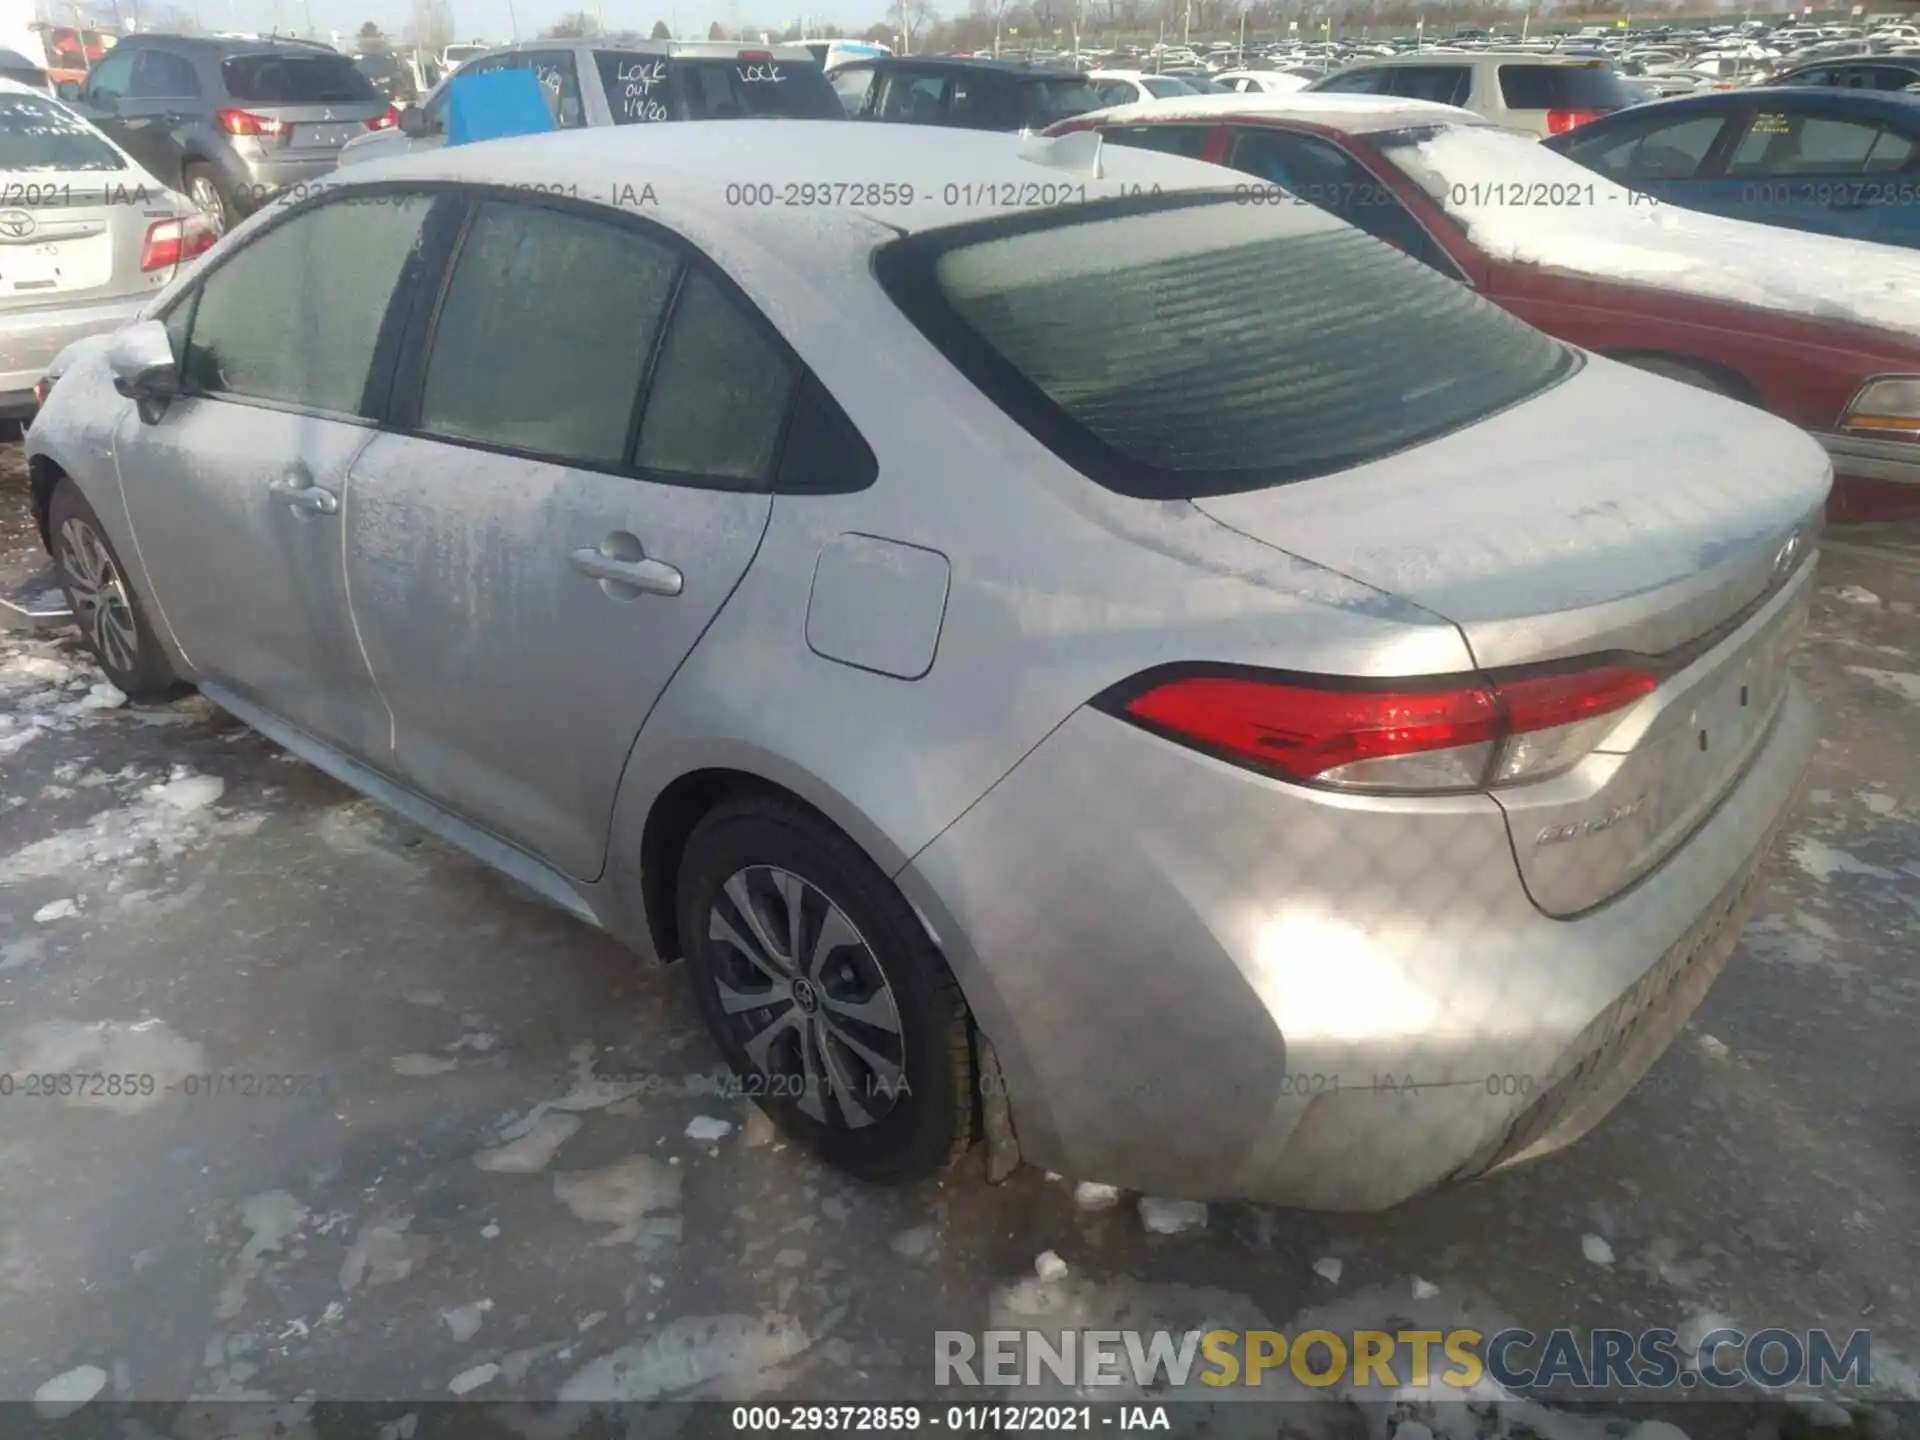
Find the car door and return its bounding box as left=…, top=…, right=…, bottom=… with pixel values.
left=66, top=45, right=143, bottom=156
left=1716, top=101, right=1913, bottom=241
left=114, top=189, right=450, bottom=762
left=342, top=195, right=792, bottom=880
left=117, top=47, right=202, bottom=191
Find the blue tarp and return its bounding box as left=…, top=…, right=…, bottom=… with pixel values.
left=444, top=68, right=559, bottom=146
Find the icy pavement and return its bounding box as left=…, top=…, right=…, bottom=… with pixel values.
left=2, top=455, right=1917, bottom=1431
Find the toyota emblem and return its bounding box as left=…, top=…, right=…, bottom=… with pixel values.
left=0, top=210, right=35, bottom=239
left=1773, top=528, right=1805, bottom=582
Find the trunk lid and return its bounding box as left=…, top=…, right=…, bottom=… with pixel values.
left=1191, top=353, right=1828, bottom=914
left=219, top=52, right=388, bottom=157
left=0, top=171, right=178, bottom=310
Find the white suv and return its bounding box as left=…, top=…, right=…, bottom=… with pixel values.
left=1306, top=51, right=1635, bottom=136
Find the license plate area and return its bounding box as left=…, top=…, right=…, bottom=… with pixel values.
left=1, top=241, right=69, bottom=292
left=293, top=122, right=361, bottom=148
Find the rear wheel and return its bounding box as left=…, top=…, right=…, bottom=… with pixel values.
left=1621, top=354, right=1743, bottom=399
left=47, top=480, right=186, bottom=703
left=676, top=795, right=975, bottom=1183
left=184, top=163, right=235, bottom=234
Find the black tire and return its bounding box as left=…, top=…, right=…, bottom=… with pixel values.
left=47, top=479, right=187, bottom=703
left=183, top=162, right=236, bottom=234
left=1622, top=355, right=1742, bottom=399
left=677, top=794, right=974, bottom=1183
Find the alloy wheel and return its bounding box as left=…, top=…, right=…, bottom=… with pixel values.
left=57, top=517, right=139, bottom=674
left=189, top=177, right=228, bottom=234
left=706, top=865, right=906, bottom=1129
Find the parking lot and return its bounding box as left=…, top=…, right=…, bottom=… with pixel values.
left=3, top=432, right=1918, bottom=1429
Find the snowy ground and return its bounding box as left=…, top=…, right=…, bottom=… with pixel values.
left=3, top=443, right=1919, bottom=1436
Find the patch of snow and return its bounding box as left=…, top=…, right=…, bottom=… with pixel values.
left=1790, top=837, right=1898, bottom=883
left=1035, top=1250, right=1069, bottom=1282
left=447, top=1363, right=498, bottom=1395
left=216, top=1191, right=308, bottom=1320
left=338, top=1215, right=429, bottom=1293
left=1073, top=1181, right=1122, bottom=1210
left=741, top=1108, right=776, bottom=1147
left=1138, top=1196, right=1206, bottom=1234
left=473, top=1111, right=582, bottom=1173
left=1795, top=911, right=1840, bottom=942
left=1313, top=1256, right=1344, bottom=1285
left=1847, top=667, right=1920, bottom=704
left=685, top=1115, right=733, bottom=1142
left=480, top=1221, right=500, bottom=1239
left=556, top=1313, right=810, bottom=1402
left=1697, top=1033, right=1729, bottom=1059
left=551, top=1155, right=683, bottom=1247
left=441, top=1299, right=493, bottom=1343
left=8, top=1018, right=204, bottom=1113
left=1860, top=791, right=1898, bottom=816
left=390, top=1053, right=459, bottom=1077
left=1386, top=126, right=1920, bottom=339
left=890, top=1224, right=938, bottom=1260
left=0, top=770, right=257, bottom=885
left=32, top=898, right=79, bottom=922
left=1411, top=1275, right=1441, bottom=1299
left=1831, top=585, right=1881, bottom=606
left=33, top=1364, right=107, bottom=1418
left=1581, top=1234, right=1616, bottom=1266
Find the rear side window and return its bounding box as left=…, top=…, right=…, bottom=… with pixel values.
left=0, top=93, right=125, bottom=171
left=1727, top=110, right=1900, bottom=175
left=1556, top=111, right=1731, bottom=180
left=634, top=270, right=798, bottom=483
left=877, top=197, right=1569, bottom=500
left=1313, top=67, right=1391, bottom=94
left=1016, top=78, right=1100, bottom=128
left=1497, top=63, right=1632, bottom=110
left=595, top=52, right=670, bottom=122
left=222, top=53, right=381, bottom=103
left=1100, top=123, right=1213, bottom=158
left=1386, top=65, right=1470, bottom=106
left=183, top=194, right=432, bottom=415
left=673, top=57, right=844, bottom=119
left=419, top=201, right=680, bottom=466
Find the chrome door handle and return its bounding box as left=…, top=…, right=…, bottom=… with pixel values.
left=270, top=483, right=338, bottom=515
left=569, top=543, right=682, bottom=598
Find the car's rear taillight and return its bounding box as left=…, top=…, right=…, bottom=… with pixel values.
left=140, top=213, right=219, bottom=272
left=1545, top=107, right=1602, bottom=133
left=32, top=375, right=52, bottom=408
left=1100, top=663, right=1656, bottom=793
left=367, top=105, right=402, bottom=130
left=217, top=107, right=287, bottom=136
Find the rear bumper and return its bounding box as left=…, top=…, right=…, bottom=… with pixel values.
left=0, top=294, right=146, bottom=399
left=902, top=677, right=1814, bottom=1211
left=231, top=152, right=353, bottom=208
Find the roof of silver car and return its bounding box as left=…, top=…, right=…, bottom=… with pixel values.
left=1062, top=91, right=1489, bottom=132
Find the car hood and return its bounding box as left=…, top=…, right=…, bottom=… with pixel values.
left=1189, top=351, right=1831, bottom=671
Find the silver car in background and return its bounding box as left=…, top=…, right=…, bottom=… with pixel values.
left=23, top=124, right=1823, bottom=1209
left=1, top=79, right=214, bottom=420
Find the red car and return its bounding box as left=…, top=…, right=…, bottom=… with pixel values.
left=1047, top=93, right=1920, bottom=520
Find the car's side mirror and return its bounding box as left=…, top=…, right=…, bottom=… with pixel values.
left=107, top=320, right=181, bottom=421
left=398, top=105, right=428, bottom=136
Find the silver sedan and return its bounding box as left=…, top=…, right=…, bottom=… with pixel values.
left=21, top=122, right=1825, bottom=1209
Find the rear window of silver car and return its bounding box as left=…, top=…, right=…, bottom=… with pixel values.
left=0, top=93, right=126, bottom=171
left=876, top=194, right=1570, bottom=499
left=222, top=53, right=382, bottom=103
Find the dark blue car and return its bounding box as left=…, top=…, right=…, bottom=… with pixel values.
left=1542, top=87, right=1920, bottom=249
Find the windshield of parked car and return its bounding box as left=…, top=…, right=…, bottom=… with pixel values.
left=222, top=52, right=382, bottom=103
left=1141, top=75, right=1198, bottom=97
left=877, top=193, right=1569, bottom=499
left=0, top=92, right=126, bottom=171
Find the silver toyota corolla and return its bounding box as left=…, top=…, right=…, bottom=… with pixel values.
left=21, top=122, right=1826, bottom=1209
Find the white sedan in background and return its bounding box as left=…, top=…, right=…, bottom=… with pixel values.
left=1086, top=69, right=1206, bottom=105
left=1216, top=68, right=1316, bottom=93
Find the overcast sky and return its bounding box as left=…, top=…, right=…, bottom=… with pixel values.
left=162, top=0, right=891, bottom=43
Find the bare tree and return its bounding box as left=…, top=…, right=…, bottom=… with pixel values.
left=707, top=17, right=728, bottom=34
left=406, top=0, right=456, bottom=55
left=904, top=0, right=938, bottom=44
left=648, top=17, right=670, bottom=34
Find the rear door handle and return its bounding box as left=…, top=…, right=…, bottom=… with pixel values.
left=569, top=541, right=682, bottom=598
left=269, top=477, right=339, bottom=515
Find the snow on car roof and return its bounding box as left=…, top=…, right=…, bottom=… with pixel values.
left=1388, top=124, right=1920, bottom=339
left=1058, top=91, right=1489, bottom=134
